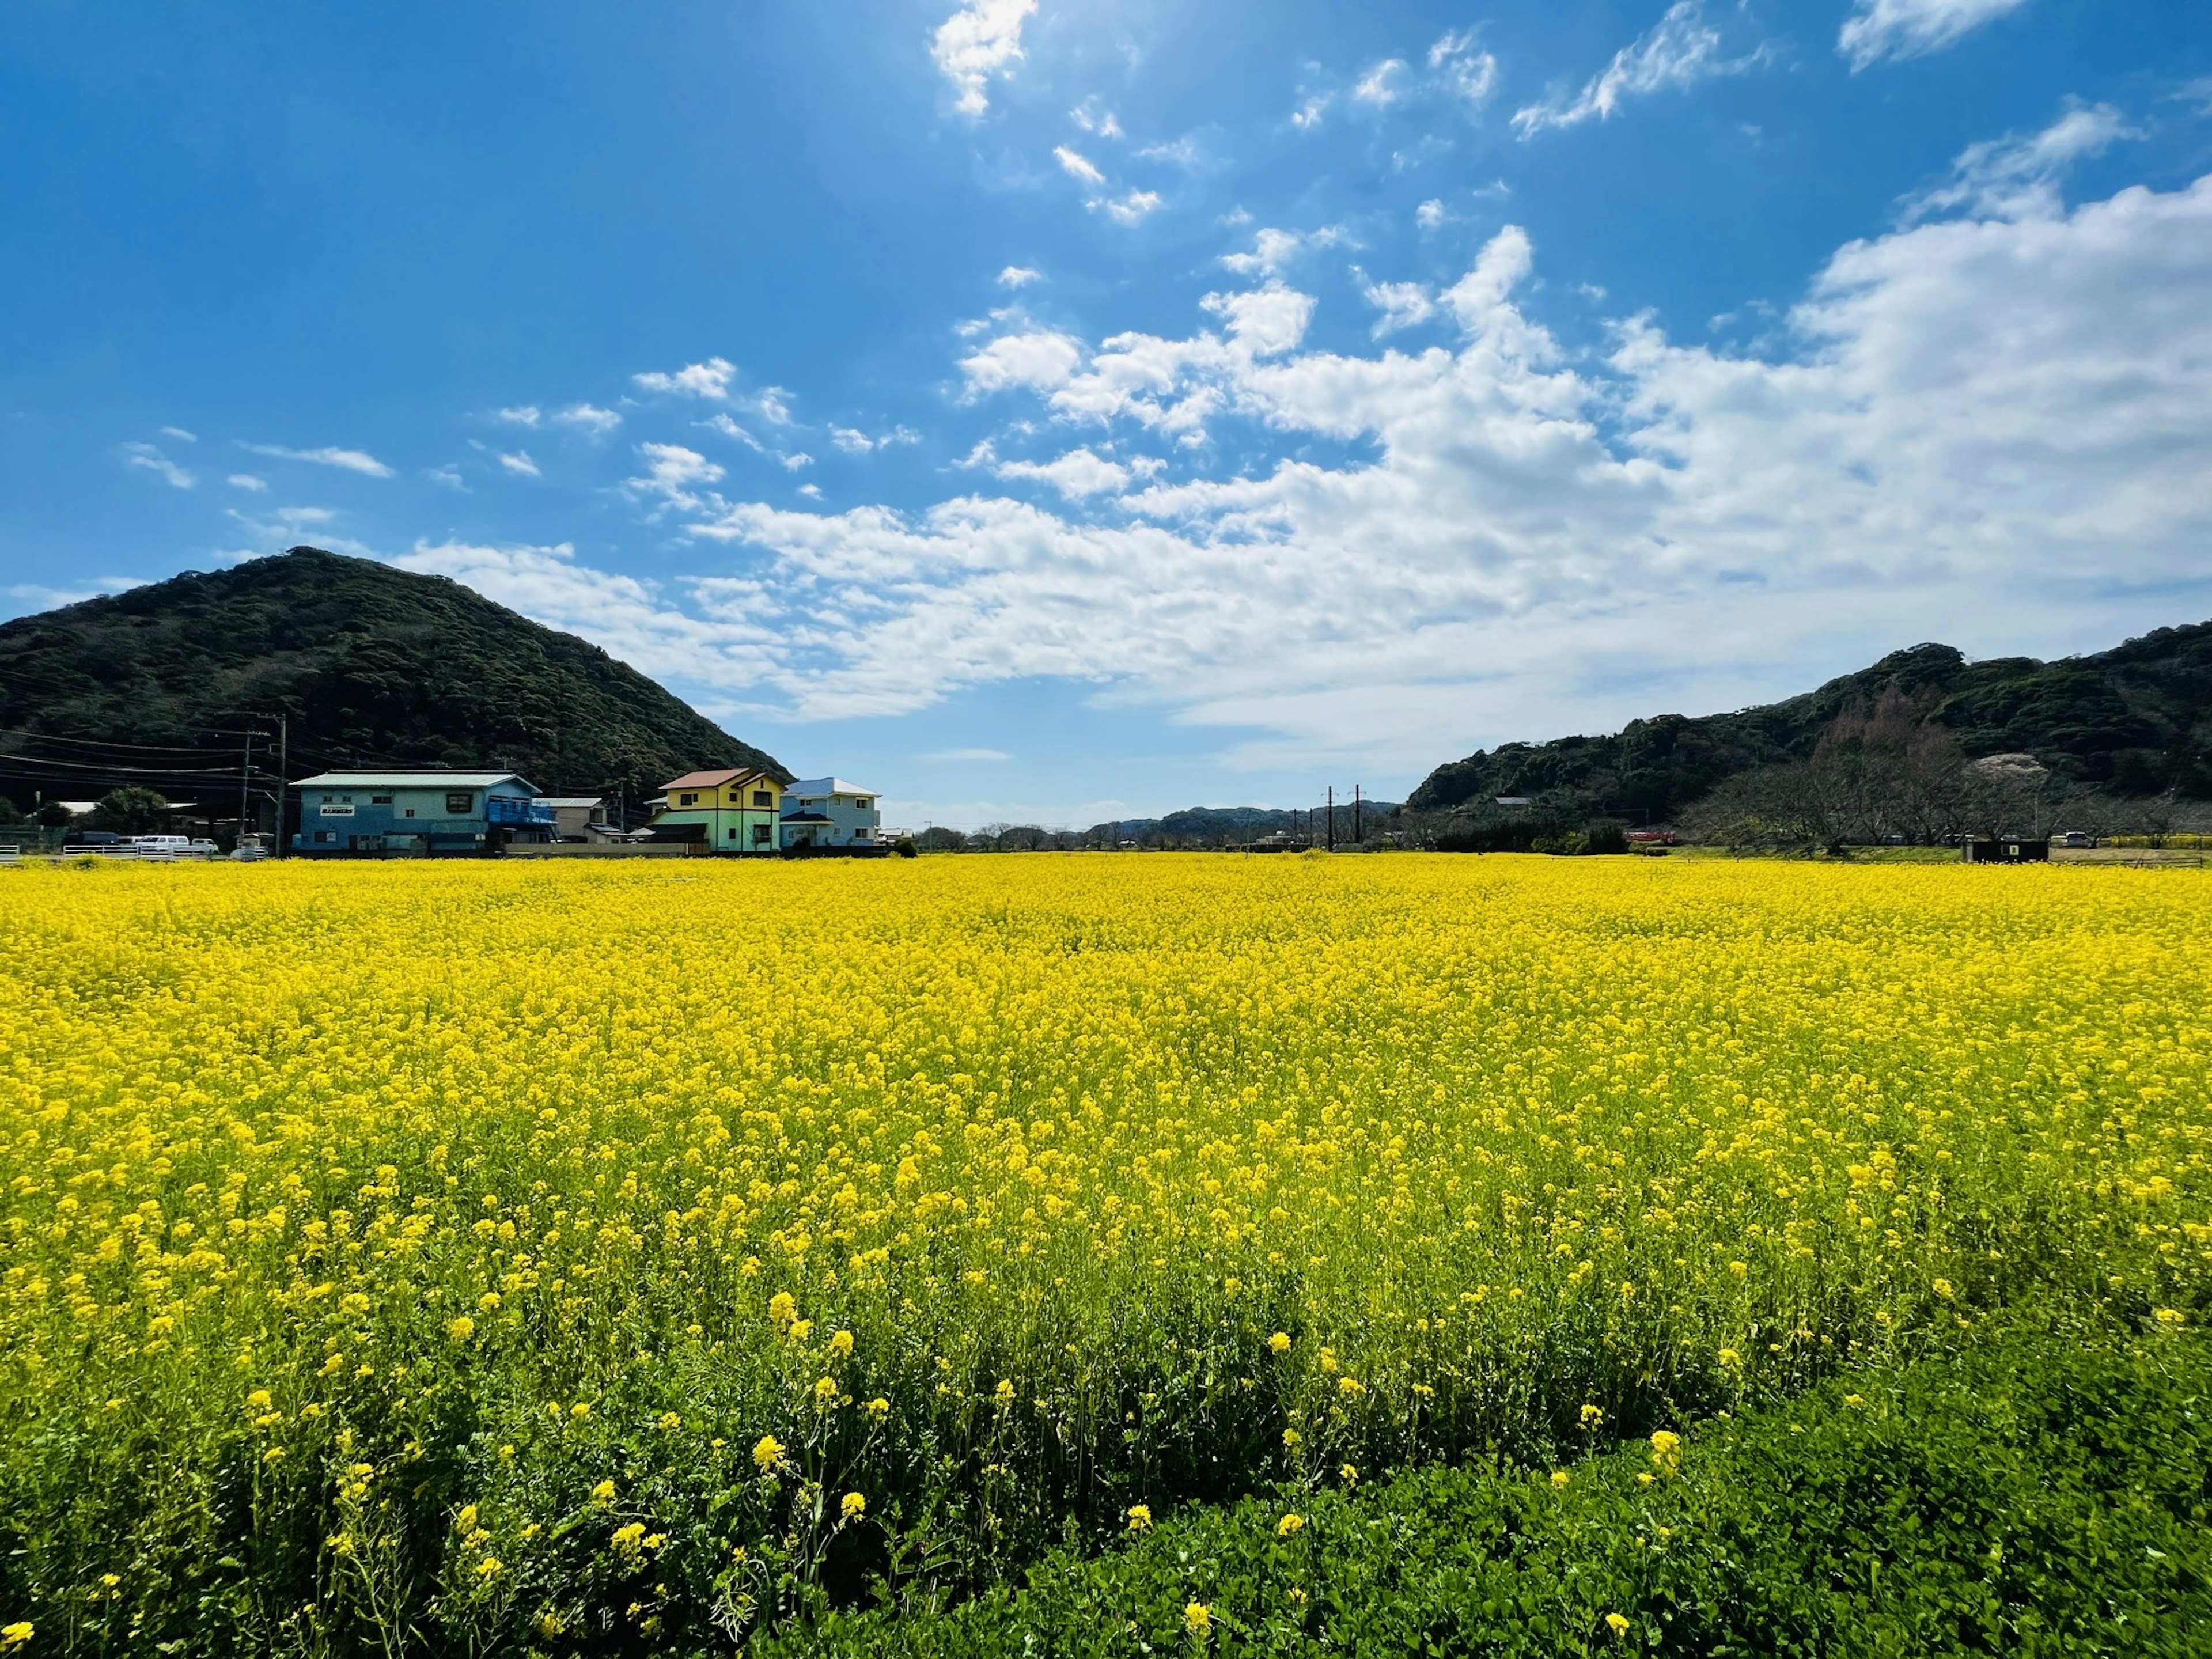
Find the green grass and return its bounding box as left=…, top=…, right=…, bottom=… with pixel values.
left=766, top=1315, right=2212, bottom=1657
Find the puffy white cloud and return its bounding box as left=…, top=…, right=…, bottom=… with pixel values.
left=994, top=446, right=1132, bottom=498
left=932, top=0, right=1036, bottom=116
left=1513, top=1, right=1764, bottom=137
left=551, top=403, right=622, bottom=435
left=1221, top=225, right=1343, bottom=277
left=238, top=442, right=395, bottom=478
left=626, top=442, right=725, bottom=513
left=960, top=329, right=1086, bottom=395
left=1839, top=0, right=2028, bottom=70
left=498, top=450, right=541, bottom=478
left=1415, top=199, right=1448, bottom=230
left=1096, top=188, right=1162, bottom=226
left=632, top=357, right=736, bottom=399
left=1901, top=100, right=2137, bottom=224
left=1362, top=279, right=1436, bottom=336
left=998, top=264, right=1044, bottom=287
left=123, top=442, right=195, bottom=489
left=496, top=406, right=541, bottom=427
left=591, top=170, right=2211, bottom=773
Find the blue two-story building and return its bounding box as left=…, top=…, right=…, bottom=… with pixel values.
left=290, top=770, right=555, bottom=856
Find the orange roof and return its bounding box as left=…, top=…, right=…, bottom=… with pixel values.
left=662, top=768, right=772, bottom=791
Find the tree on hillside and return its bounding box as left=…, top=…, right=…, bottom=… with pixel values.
left=92, top=787, right=172, bottom=835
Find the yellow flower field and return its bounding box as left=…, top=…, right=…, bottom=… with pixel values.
left=1, top=854, right=2206, bottom=1652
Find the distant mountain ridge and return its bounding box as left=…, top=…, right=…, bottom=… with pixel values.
left=1084, top=802, right=1402, bottom=846
left=1408, top=622, right=2212, bottom=821
left=0, top=547, right=786, bottom=806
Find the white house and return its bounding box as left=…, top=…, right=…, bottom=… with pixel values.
left=780, top=778, right=881, bottom=849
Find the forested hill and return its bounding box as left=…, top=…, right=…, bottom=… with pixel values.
left=1408, top=621, right=2212, bottom=820
left=0, top=547, right=787, bottom=803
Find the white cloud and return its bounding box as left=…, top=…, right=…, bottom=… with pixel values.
left=1428, top=31, right=1499, bottom=107
left=756, top=387, right=797, bottom=426
left=395, top=539, right=786, bottom=691
left=700, top=412, right=766, bottom=452
left=1901, top=100, right=2138, bottom=223
left=1416, top=199, right=1448, bottom=230
left=780, top=452, right=815, bottom=471
left=1362, top=278, right=1437, bottom=336
left=238, top=442, right=396, bottom=478
left=497, top=406, right=541, bottom=427
left=1291, top=93, right=1331, bottom=131
left=1070, top=102, right=1122, bottom=138
left=1222, top=226, right=1343, bottom=277
left=1513, top=1, right=1765, bottom=137
left=427, top=465, right=467, bottom=492
left=498, top=449, right=541, bottom=478
left=998, top=264, right=1044, bottom=287
left=1353, top=59, right=1410, bottom=108
left=632, top=357, right=737, bottom=399
left=123, top=443, right=195, bottom=489
left=960, top=329, right=1086, bottom=395
left=548, top=165, right=2212, bottom=780
left=1097, top=188, right=1163, bottom=226
left=994, top=446, right=1132, bottom=498
left=933, top=0, right=1036, bottom=116
left=226, top=473, right=268, bottom=491
left=551, top=403, right=622, bottom=435
left=160, top=426, right=197, bottom=443
left=1839, top=0, right=2028, bottom=70
left=626, top=442, right=725, bottom=513
left=922, top=748, right=1014, bottom=762
left=1054, top=145, right=1107, bottom=186
left=831, top=427, right=876, bottom=454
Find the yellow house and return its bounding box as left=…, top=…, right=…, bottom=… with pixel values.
left=649, top=768, right=785, bottom=853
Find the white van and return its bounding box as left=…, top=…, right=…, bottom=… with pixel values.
left=134, top=835, right=193, bottom=859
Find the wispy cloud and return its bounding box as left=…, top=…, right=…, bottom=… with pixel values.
left=426, top=465, right=467, bottom=492
left=498, top=450, right=541, bottom=478
left=923, top=748, right=1014, bottom=763
left=1097, top=189, right=1162, bottom=226
left=122, top=442, right=195, bottom=489
left=159, top=425, right=197, bottom=443
left=1429, top=30, right=1499, bottom=107
left=496, top=405, right=541, bottom=427
left=1901, top=100, right=2138, bottom=222
left=933, top=0, right=1036, bottom=116
left=1839, top=0, right=2028, bottom=71
left=238, top=442, right=396, bottom=478
left=1513, top=1, right=1766, bottom=137
left=226, top=473, right=268, bottom=491
left=998, top=265, right=1044, bottom=287
left=1055, top=145, right=1107, bottom=185
left=1353, top=59, right=1410, bottom=109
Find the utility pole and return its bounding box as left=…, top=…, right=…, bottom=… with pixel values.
left=1327, top=786, right=1335, bottom=852
left=272, top=715, right=287, bottom=856
left=237, top=729, right=254, bottom=850
left=1354, top=784, right=1362, bottom=845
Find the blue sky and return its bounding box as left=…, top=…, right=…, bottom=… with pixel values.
left=4, top=1, right=2210, bottom=828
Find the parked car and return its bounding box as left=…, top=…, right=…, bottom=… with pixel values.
left=62, top=830, right=127, bottom=848
left=232, top=833, right=274, bottom=862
